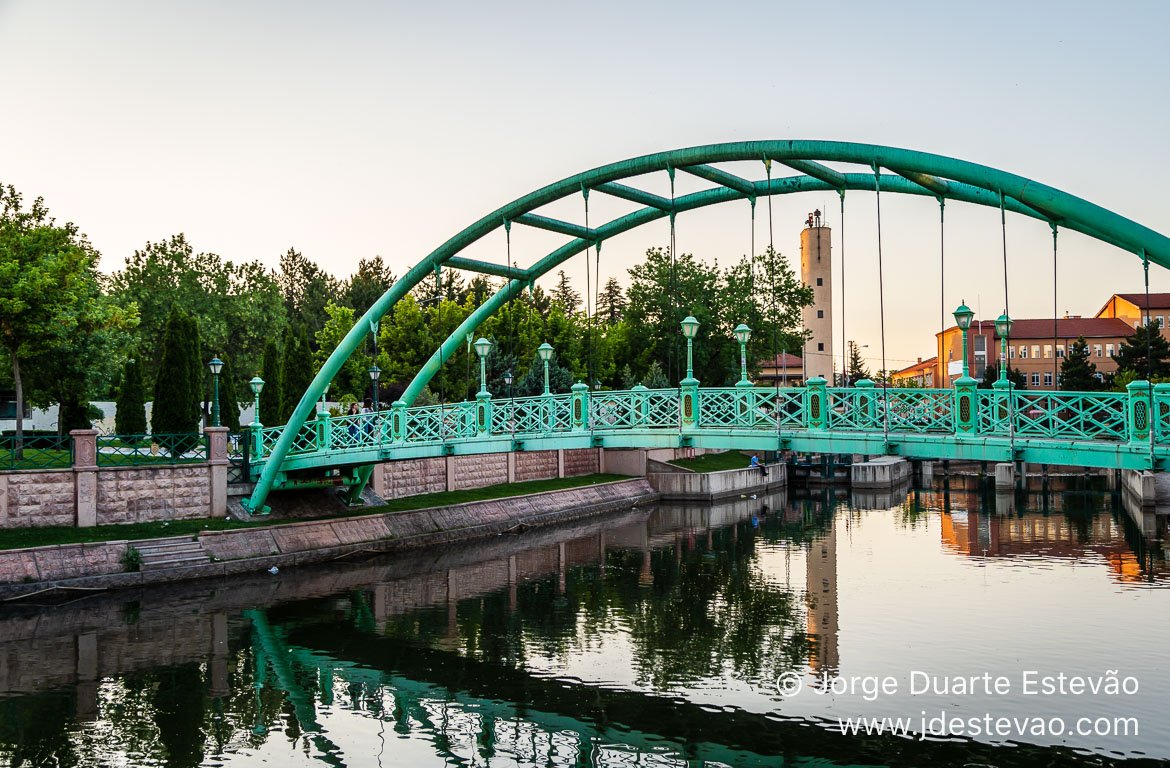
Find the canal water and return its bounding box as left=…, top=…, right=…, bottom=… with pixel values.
left=1, top=483, right=1167, bottom=767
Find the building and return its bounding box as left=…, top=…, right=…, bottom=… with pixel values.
left=1095, top=292, right=1170, bottom=335
left=800, top=211, right=833, bottom=381
left=934, top=316, right=1133, bottom=388
left=891, top=357, right=936, bottom=387
left=755, top=352, right=805, bottom=386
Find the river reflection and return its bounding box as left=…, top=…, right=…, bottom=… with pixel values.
left=0, top=484, right=1167, bottom=767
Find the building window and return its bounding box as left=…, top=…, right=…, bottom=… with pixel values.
left=817, top=309, right=824, bottom=318
left=1043, top=345, right=1052, bottom=359
left=1044, top=372, right=1053, bottom=387
left=1157, top=316, right=1164, bottom=329
left=1056, top=345, right=1065, bottom=358
left=1019, top=346, right=1028, bottom=359
left=1106, top=343, right=1114, bottom=357
left=1093, top=344, right=1103, bottom=357
left=816, top=277, right=823, bottom=286
left=817, top=342, right=824, bottom=351
left=1009, top=346, right=1016, bottom=359
left=1031, top=345, right=1041, bottom=359
left=1031, top=373, right=1041, bottom=386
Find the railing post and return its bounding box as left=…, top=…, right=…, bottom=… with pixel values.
left=1153, top=382, right=1170, bottom=443
left=1126, top=379, right=1152, bottom=444
left=476, top=391, right=493, bottom=437
left=854, top=379, right=877, bottom=428
left=316, top=410, right=332, bottom=452
left=632, top=384, right=649, bottom=427
left=953, top=374, right=979, bottom=435
left=805, top=376, right=828, bottom=429
left=251, top=420, right=265, bottom=460
left=991, top=378, right=1014, bottom=435
left=390, top=400, right=407, bottom=443
left=571, top=382, right=589, bottom=432
left=680, top=379, right=700, bottom=433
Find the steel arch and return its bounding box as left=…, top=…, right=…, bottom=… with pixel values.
left=244, top=140, right=1170, bottom=513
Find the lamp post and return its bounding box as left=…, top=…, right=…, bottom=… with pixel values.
left=320, top=382, right=329, bottom=415
left=994, top=312, right=1013, bottom=384
left=733, top=323, right=752, bottom=388
left=953, top=301, right=975, bottom=380
left=208, top=357, right=224, bottom=427
left=368, top=365, right=381, bottom=410
left=474, top=337, right=493, bottom=436
left=474, top=338, right=493, bottom=395
left=538, top=342, right=554, bottom=395
left=680, top=316, right=700, bottom=384
left=249, top=376, right=265, bottom=426
left=503, top=370, right=514, bottom=437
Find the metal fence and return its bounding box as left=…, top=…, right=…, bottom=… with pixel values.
left=0, top=434, right=73, bottom=471
left=95, top=433, right=209, bottom=467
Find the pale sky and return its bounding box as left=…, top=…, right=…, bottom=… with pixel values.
left=3, top=0, right=1169, bottom=373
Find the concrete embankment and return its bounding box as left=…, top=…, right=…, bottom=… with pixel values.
left=648, top=464, right=786, bottom=501
left=0, top=478, right=658, bottom=599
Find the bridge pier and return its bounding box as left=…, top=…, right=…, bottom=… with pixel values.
left=850, top=457, right=911, bottom=489
left=994, top=462, right=1015, bottom=491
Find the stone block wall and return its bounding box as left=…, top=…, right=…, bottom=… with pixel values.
left=452, top=453, right=509, bottom=490
left=515, top=451, right=557, bottom=482
left=0, top=471, right=76, bottom=528
left=95, top=466, right=212, bottom=525
left=382, top=457, right=447, bottom=498
left=564, top=448, right=600, bottom=477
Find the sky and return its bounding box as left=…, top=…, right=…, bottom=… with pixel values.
left=2, top=0, right=1170, bottom=375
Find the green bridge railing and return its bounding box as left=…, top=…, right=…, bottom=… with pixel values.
left=247, top=378, right=1170, bottom=482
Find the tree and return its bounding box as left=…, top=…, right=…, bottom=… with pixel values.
left=979, top=363, right=1026, bottom=389
left=0, top=184, right=136, bottom=448
left=277, top=248, right=339, bottom=339
left=551, top=270, right=581, bottom=313
left=152, top=309, right=201, bottom=436
left=1112, top=319, right=1170, bottom=379
left=1061, top=336, right=1100, bottom=391
left=279, top=324, right=314, bottom=423
left=597, top=277, right=626, bottom=324
left=516, top=350, right=573, bottom=396
left=259, top=340, right=284, bottom=425
left=342, top=256, right=395, bottom=317
left=215, top=357, right=243, bottom=431
left=845, top=341, right=870, bottom=384
left=313, top=303, right=373, bottom=402
left=115, top=357, right=147, bottom=435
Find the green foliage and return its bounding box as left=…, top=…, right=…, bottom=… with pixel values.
left=1112, top=319, right=1170, bottom=379
left=259, top=341, right=283, bottom=425
left=341, top=255, right=394, bottom=317
left=115, top=358, right=148, bottom=435
left=516, top=351, right=573, bottom=396
left=597, top=277, right=626, bottom=324
left=152, top=309, right=201, bottom=435
left=979, top=363, right=1027, bottom=389
left=551, top=270, right=581, bottom=312
left=215, top=357, right=242, bottom=431
left=845, top=341, right=870, bottom=384
left=120, top=545, right=142, bottom=572
left=1061, top=336, right=1101, bottom=391
left=314, top=303, right=371, bottom=402
left=279, top=324, right=313, bottom=423
left=643, top=360, right=670, bottom=389
left=277, top=248, right=340, bottom=341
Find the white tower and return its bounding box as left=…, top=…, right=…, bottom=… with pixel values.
left=800, top=210, right=833, bottom=382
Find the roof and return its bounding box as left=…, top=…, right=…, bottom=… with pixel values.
left=937, top=317, right=1134, bottom=340
left=1111, top=293, right=1170, bottom=310
left=757, top=352, right=804, bottom=368
left=893, top=357, right=937, bottom=376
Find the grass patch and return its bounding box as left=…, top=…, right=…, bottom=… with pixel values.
left=668, top=451, right=752, bottom=473
left=0, top=473, right=630, bottom=551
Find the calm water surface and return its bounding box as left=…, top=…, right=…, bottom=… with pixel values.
left=1, top=483, right=1168, bottom=767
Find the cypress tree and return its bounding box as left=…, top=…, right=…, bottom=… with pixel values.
left=215, top=357, right=243, bottom=431
left=115, top=357, right=148, bottom=435
left=280, top=324, right=313, bottom=423
left=259, top=340, right=284, bottom=426
left=1060, top=336, right=1100, bottom=391
left=185, top=315, right=203, bottom=427
left=153, top=308, right=200, bottom=436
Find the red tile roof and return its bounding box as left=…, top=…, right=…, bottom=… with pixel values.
left=894, top=356, right=937, bottom=376
left=1113, top=293, right=1170, bottom=310
left=994, top=317, right=1134, bottom=340
left=757, top=352, right=804, bottom=368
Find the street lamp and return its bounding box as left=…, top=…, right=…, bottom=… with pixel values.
left=537, top=342, right=554, bottom=395
left=733, top=323, right=752, bottom=388
left=475, top=337, right=493, bottom=396
left=249, top=376, right=265, bottom=426
left=320, top=382, right=330, bottom=415
left=368, top=365, right=381, bottom=410
left=994, top=312, right=1013, bottom=384
left=503, top=370, right=514, bottom=435
left=680, top=315, right=700, bottom=384
left=208, top=357, right=224, bottom=427
left=953, top=301, right=975, bottom=380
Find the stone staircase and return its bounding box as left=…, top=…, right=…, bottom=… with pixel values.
left=132, top=536, right=209, bottom=571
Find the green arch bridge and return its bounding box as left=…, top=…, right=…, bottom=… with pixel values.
left=243, top=141, right=1170, bottom=513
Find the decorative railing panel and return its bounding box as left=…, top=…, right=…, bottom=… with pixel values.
left=0, top=434, right=72, bottom=471
left=96, top=433, right=209, bottom=466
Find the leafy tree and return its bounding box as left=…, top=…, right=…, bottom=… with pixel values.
left=466, top=275, right=496, bottom=306
left=313, top=303, right=373, bottom=402
left=259, top=340, right=284, bottom=425
left=845, top=341, right=870, bottom=384
left=115, top=357, right=148, bottom=435
left=279, top=324, right=314, bottom=423
left=152, top=309, right=201, bottom=435
left=215, top=357, right=242, bottom=431
left=0, top=184, right=136, bottom=447
left=342, top=256, right=395, bottom=316
left=551, top=270, right=581, bottom=313
left=1061, top=336, right=1100, bottom=391
left=277, top=247, right=339, bottom=339
left=597, top=277, right=626, bottom=324
left=1112, top=319, right=1170, bottom=379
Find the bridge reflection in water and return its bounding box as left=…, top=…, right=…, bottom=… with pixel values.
left=0, top=485, right=1166, bottom=767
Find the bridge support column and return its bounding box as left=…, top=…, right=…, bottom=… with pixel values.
left=994, top=462, right=1015, bottom=491
left=680, top=377, right=700, bottom=432
left=1126, top=379, right=1152, bottom=446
